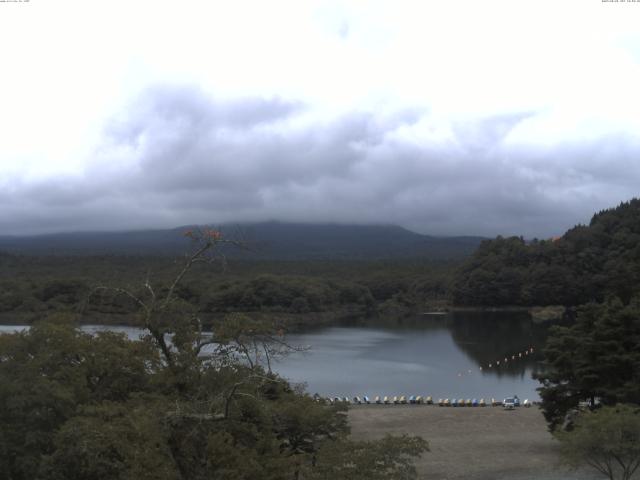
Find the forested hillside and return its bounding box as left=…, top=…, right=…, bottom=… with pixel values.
left=452, top=199, right=640, bottom=306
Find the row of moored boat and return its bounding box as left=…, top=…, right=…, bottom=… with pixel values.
left=321, top=396, right=534, bottom=407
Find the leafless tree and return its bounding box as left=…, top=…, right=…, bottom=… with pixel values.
left=89, top=228, right=243, bottom=367
left=89, top=227, right=306, bottom=372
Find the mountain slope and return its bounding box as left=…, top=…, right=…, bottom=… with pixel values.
left=0, top=222, right=484, bottom=260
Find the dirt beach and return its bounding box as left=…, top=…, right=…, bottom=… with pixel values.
left=348, top=404, right=605, bottom=480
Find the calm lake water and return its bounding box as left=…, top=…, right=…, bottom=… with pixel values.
left=0, top=311, right=547, bottom=401
left=276, top=312, right=547, bottom=401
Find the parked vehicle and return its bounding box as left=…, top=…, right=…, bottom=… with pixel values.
left=503, top=397, right=516, bottom=410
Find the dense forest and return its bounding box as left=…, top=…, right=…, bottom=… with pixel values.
left=0, top=254, right=454, bottom=327
left=452, top=199, right=640, bottom=307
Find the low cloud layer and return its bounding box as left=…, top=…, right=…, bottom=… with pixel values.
left=3, top=85, right=640, bottom=238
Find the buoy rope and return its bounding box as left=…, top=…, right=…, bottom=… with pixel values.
left=456, top=346, right=535, bottom=378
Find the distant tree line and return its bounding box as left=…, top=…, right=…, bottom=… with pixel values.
left=0, top=255, right=454, bottom=325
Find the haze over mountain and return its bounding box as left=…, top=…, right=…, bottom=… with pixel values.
left=0, top=222, right=484, bottom=260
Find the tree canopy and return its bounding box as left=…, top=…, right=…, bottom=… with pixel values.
left=535, top=298, right=640, bottom=431
left=555, top=404, right=640, bottom=480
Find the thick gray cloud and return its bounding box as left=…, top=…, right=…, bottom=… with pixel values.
left=2, top=85, right=640, bottom=237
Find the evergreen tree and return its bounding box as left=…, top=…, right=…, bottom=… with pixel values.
left=536, top=298, right=640, bottom=430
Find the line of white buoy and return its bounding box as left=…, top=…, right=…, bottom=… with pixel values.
left=482, top=347, right=535, bottom=371
left=454, top=346, right=536, bottom=378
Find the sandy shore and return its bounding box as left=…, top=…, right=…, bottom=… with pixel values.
left=348, top=404, right=605, bottom=480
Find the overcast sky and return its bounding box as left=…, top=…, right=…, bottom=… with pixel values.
left=1, top=0, right=640, bottom=237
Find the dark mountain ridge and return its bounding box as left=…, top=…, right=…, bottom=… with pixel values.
left=0, top=222, right=484, bottom=260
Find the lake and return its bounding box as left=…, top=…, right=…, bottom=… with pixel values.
left=276, top=311, right=546, bottom=401
left=0, top=310, right=547, bottom=401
